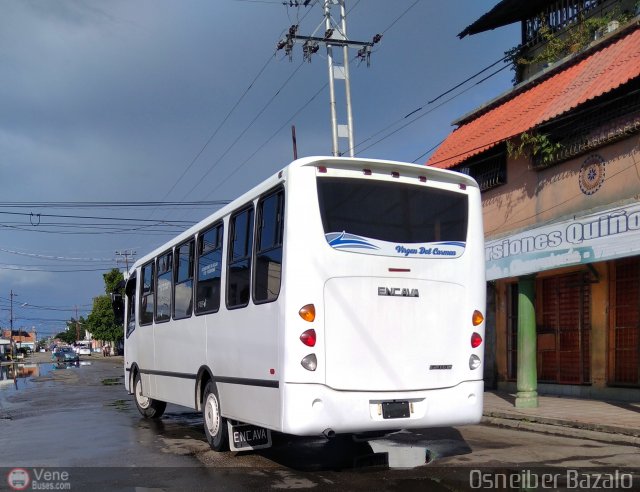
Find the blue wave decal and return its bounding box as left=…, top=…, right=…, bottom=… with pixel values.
left=327, top=232, right=379, bottom=250
left=435, top=241, right=466, bottom=247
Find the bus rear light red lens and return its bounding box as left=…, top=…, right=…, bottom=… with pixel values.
left=471, top=332, right=483, bottom=348
left=299, top=304, right=316, bottom=322
left=300, top=329, right=316, bottom=347
left=317, top=166, right=327, bottom=173
left=459, top=183, right=467, bottom=190
left=472, top=310, right=484, bottom=326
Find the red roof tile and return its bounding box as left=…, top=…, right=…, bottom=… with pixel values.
left=427, top=28, right=640, bottom=169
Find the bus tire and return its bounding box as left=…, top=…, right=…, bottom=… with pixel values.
left=203, top=380, right=229, bottom=451
left=133, top=371, right=166, bottom=419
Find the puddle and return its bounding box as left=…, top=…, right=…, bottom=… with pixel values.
left=0, top=361, right=91, bottom=392
left=102, top=376, right=123, bottom=386
left=108, top=399, right=131, bottom=411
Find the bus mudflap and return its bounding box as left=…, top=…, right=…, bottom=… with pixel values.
left=228, top=422, right=272, bottom=451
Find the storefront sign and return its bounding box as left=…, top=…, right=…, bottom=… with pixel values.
left=485, top=202, right=640, bottom=280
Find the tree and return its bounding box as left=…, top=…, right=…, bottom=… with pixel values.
left=54, top=329, right=76, bottom=345
left=86, top=269, right=124, bottom=344
left=65, top=316, right=86, bottom=341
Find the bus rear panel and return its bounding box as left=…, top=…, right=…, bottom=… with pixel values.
left=279, top=158, right=485, bottom=435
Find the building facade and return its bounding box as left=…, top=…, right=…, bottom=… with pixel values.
left=1, top=329, right=37, bottom=352
left=429, top=0, right=640, bottom=402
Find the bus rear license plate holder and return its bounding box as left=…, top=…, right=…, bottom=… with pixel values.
left=382, top=401, right=410, bottom=419
left=228, top=422, right=272, bottom=451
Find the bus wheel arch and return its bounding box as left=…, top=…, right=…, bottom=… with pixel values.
left=128, top=363, right=140, bottom=395
left=132, top=370, right=166, bottom=419
left=202, top=379, right=229, bottom=451
left=195, top=366, right=214, bottom=412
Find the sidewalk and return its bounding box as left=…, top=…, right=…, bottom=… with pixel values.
left=483, top=390, right=640, bottom=445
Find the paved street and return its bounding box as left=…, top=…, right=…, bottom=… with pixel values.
left=1, top=355, right=639, bottom=491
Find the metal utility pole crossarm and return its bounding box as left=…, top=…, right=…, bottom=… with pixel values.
left=115, top=250, right=137, bottom=272
left=277, top=0, right=382, bottom=157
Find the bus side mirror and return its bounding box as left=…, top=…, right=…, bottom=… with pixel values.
left=111, top=292, right=124, bottom=325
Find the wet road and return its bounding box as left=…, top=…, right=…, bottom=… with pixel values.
left=1, top=357, right=639, bottom=491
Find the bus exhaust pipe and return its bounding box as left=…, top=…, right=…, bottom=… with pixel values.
left=323, top=428, right=336, bottom=439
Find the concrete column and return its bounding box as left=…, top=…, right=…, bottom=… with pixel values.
left=516, top=276, right=539, bottom=408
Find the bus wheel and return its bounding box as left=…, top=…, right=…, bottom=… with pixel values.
left=133, top=372, right=166, bottom=419
left=203, top=380, right=229, bottom=451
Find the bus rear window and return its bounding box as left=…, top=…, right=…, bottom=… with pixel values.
left=317, top=177, right=468, bottom=244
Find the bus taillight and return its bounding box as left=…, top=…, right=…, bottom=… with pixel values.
left=471, top=332, right=483, bottom=348
left=299, top=304, right=316, bottom=322
left=301, top=354, right=317, bottom=371
left=472, top=310, right=484, bottom=326
left=300, top=329, right=316, bottom=347
left=469, top=355, right=481, bottom=370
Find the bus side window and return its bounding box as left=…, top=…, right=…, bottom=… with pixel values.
left=227, top=206, right=254, bottom=309
left=140, top=262, right=155, bottom=326
left=156, top=251, right=172, bottom=323
left=254, top=188, right=284, bottom=303
left=174, top=239, right=194, bottom=319
left=125, top=274, right=137, bottom=337
left=196, top=224, right=223, bottom=314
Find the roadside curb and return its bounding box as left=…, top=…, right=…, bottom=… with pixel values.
left=482, top=414, right=640, bottom=446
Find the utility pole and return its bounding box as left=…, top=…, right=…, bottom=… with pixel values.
left=115, top=250, right=137, bottom=272
left=277, top=0, right=381, bottom=157
left=75, top=306, right=80, bottom=342
left=9, top=290, right=16, bottom=358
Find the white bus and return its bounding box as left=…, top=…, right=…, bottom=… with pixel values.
left=113, top=156, right=486, bottom=452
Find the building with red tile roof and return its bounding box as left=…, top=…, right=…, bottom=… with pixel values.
left=428, top=0, right=640, bottom=403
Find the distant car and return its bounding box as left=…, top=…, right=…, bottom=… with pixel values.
left=52, top=347, right=79, bottom=362
left=76, top=346, right=91, bottom=356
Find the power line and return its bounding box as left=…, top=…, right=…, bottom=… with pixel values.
left=355, top=6, right=617, bottom=161
left=0, top=265, right=114, bottom=273
left=0, top=247, right=114, bottom=262
left=354, top=64, right=509, bottom=157
left=183, top=60, right=308, bottom=202
left=380, top=0, right=419, bottom=35
left=0, top=223, right=186, bottom=236
left=0, top=201, right=229, bottom=209
left=205, top=80, right=329, bottom=199
left=155, top=54, right=277, bottom=209
left=0, top=210, right=194, bottom=224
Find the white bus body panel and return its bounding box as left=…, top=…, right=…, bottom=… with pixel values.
left=124, top=157, right=485, bottom=437
left=281, top=380, right=483, bottom=436
left=324, top=277, right=467, bottom=391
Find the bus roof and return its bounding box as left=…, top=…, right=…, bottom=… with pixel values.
left=128, top=156, right=478, bottom=273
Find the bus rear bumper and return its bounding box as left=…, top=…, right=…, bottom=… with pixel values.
left=280, top=380, right=484, bottom=436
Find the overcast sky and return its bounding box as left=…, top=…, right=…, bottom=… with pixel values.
left=0, top=0, right=518, bottom=337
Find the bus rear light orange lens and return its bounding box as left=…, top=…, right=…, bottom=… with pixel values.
left=472, top=310, right=484, bottom=326
left=299, top=304, right=316, bottom=322
left=300, top=329, right=316, bottom=347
